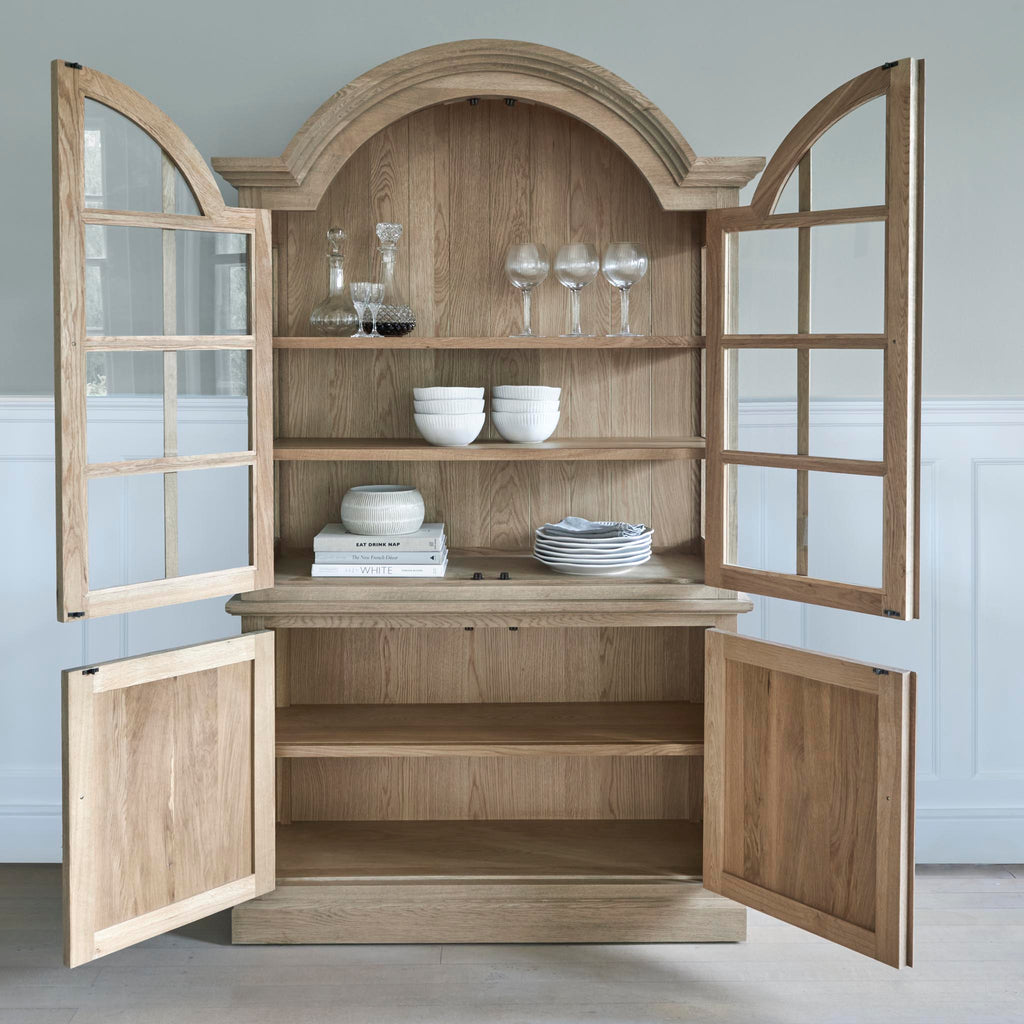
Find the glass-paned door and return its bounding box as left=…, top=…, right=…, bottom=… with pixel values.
left=705, top=59, right=924, bottom=618
left=53, top=61, right=273, bottom=619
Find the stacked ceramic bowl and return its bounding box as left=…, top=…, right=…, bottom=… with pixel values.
left=414, top=387, right=485, bottom=446
left=491, top=385, right=560, bottom=443
left=533, top=522, right=654, bottom=575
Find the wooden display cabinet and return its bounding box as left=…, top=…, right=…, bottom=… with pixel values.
left=52, top=42, right=923, bottom=969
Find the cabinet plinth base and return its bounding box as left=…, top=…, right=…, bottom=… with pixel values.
left=230, top=881, right=746, bottom=944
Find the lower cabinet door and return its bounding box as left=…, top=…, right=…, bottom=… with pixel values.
left=703, top=629, right=915, bottom=968
left=62, top=633, right=276, bottom=967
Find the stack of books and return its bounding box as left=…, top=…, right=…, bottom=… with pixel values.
left=311, top=523, right=448, bottom=578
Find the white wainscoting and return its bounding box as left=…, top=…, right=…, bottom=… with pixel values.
left=1, top=396, right=1023, bottom=862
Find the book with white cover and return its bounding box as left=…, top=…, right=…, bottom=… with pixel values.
left=314, top=545, right=447, bottom=565
left=311, top=558, right=448, bottom=578
left=313, top=522, right=445, bottom=552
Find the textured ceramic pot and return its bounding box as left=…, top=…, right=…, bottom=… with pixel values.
left=340, top=485, right=425, bottom=535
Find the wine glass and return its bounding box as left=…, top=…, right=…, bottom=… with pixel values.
left=553, top=244, right=600, bottom=337
left=365, top=282, right=385, bottom=338
left=504, top=244, right=549, bottom=337
left=350, top=282, right=372, bottom=338
left=602, top=243, right=649, bottom=337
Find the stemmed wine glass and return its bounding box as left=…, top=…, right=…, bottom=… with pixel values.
left=602, top=243, right=649, bottom=337
left=554, top=244, right=600, bottom=338
left=351, top=282, right=384, bottom=338
left=504, top=244, right=549, bottom=337
left=365, top=283, right=384, bottom=338
left=350, top=282, right=371, bottom=338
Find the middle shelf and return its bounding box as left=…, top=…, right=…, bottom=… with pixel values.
left=273, top=437, right=706, bottom=462
left=276, top=701, right=705, bottom=758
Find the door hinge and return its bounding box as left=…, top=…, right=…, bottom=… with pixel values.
left=82, top=667, right=99, bottom=676
left=67, top=611, right=85, bottom=619
left=64, top=61, right=83, bottom=69
left=881, top=60, right=899, bottom=70
left=883, top=609, right=901, bottom=617
left=873, top=668, right=889, bottom=676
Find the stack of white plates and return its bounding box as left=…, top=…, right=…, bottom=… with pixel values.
left=532, top=524, right=653, bottom=576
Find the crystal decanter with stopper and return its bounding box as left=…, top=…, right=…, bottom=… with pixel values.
left=369, top=222, right=416, bottom=337
left=309, top=227, right=359, bottom=336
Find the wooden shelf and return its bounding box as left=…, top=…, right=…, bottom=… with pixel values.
left=227, top=549, right=753, bottom=621
left=276, top=819, right=703, bottom=883
left=274, top=437, right=706, bottom=462
left=274, top=335, right=705, bottom=350
left=276, top=701, right=704, bottom=758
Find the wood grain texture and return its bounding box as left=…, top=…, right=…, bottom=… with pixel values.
left=276, top=701, right=704, bottom=757
left=232, top=879, right=745, bottom=944
left=288, top=754, right=703, bottom=821
left=211, top=39, right=763, bottom=211
left=703, top=629, right=914, bottom=968
left=275, top=819, right=703, bottom=881
left=62, top=633, right=275, bottom=966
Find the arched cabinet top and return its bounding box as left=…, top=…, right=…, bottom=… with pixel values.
left=212, top=39, right=764, bottom=211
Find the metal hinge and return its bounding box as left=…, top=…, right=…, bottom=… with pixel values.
left=881, top=60, right=898, bottom=70
left=64, top=61, right=83, bottom=69
left=67, top=611, right=85, bottom=619
left=883, top=609, right=901, bottom=617
left=82, top=667, right=99, bottom=676
left=873, top=668, right=890, bottom=676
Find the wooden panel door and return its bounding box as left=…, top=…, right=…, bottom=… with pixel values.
left=52, top=61, right=273, bottom=619
left=63, top=633, right=275, bottom=967
left=705, top=59, right=924, bottom=617
left=704, top=629, right=915, bottom=968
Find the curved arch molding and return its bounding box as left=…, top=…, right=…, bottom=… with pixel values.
left=212, top=40, right=764, bottom=211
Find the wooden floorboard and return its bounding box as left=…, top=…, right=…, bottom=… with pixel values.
left=2, top=865, right=1022, bottom=1023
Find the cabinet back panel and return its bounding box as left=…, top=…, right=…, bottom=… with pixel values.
left=283, top=626, right=705, bottom=705
left=278, top=459, right=699, bottom=553
left=289, top=755, right=703, bottom=822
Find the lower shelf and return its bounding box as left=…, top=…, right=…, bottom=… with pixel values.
left=275, top=819, right=702, bottom=883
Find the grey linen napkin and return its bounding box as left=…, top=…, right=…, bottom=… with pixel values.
left=537, top=516, right=649, bottom=539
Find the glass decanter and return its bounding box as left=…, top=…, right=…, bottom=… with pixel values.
left=370, top=222, right=416, bottom=337
left=309, top=228, right=359, bottom=336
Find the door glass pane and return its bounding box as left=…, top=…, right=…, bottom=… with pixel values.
left=809, top=349, right=884, bottom=461
left=84, top=98, right=199, bottom=215
left=807, top=471, right=883, bottom=587
left=178, top=465, right=251, bottom=575
left=727, top=348, right=797, bottom=454
left=810, top=221, right=884, bottom=333
left=88, top=473, right=165, bottom=590
left=85, top=227, right=250, bottom=335
left=732, top=229, right=798, bottom=334
left=773, top=170, right=799, bottom=215
left=729, top=466, right=796, bottom=574
left=810, top=96, right=885, bottom=210
left=87, top=465, right=251, bottom=590
left=177, top=351, right=251, bottom=456
left=86, top=351, right=164, bottom=463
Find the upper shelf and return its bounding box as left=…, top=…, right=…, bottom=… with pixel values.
left=274, top=437, right=705, bottom=462
left=273, top=335, right=706, bottom=350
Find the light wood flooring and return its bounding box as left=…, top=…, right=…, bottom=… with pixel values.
left=1, top=864, right=1022, bottom=1023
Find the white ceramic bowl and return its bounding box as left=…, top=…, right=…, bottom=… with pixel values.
left=340, top=485, right=425, bottom=536
left=414, top=398, right=485, bottom=414
left=491, top=410, right=560, bottom=443
left=491, top=398, right=560, bottom=413
left=413, top=386, right=484, bottom=401
left=415, top=412, right=485, bottom=446
left=493, top=385, right=561, bottom=401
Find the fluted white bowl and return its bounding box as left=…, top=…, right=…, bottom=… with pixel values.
left=491, top=409, right=560, bottom=443
left=340, top=485, right=425, bottom=536
left=415, top=412, right=486, bottom=447
left=414, top=398, right=485, bottom=414
left=413, top=386, right=484, bottom=400
left=491, top=398, right=559, bottom=413
left=493, top=385, right=561, bottom=401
